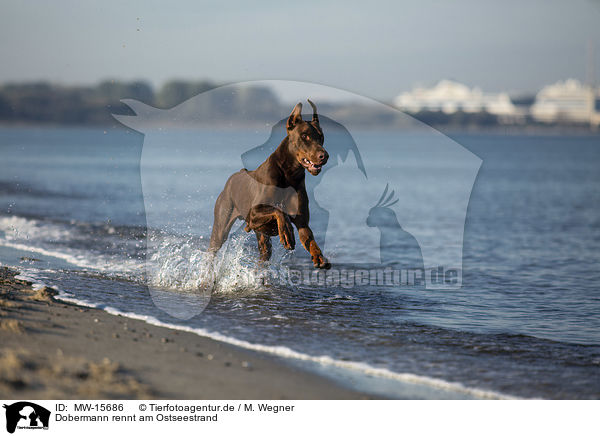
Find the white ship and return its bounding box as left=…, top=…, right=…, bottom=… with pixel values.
left=530, top=79, right=600, bottom=126
left=393, top=80, right=518, bottom=118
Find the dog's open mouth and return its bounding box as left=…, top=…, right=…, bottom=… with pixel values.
left=301, top=157, right=323, bottom=173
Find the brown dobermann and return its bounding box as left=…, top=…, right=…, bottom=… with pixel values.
left=209, top=100, right=331, bottom=269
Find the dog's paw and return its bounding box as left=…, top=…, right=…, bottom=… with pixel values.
left=312, top=255, right=331, bottom=269
left=279, top=220, right=295, bottom=250
left=279, top=231, right=294, bottom=250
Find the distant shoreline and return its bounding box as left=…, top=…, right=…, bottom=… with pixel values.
left=2, top=80, right=598, bottom=134
left=0, top=121, right=597, bottom=136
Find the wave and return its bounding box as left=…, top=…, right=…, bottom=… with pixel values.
left=48, top=284, right=520, bottom=400
left=0, top=215, right=529, bottom=399
left=0, top=214, right=287, bottom=296
left=0, top=215, right=144, bottom=275
left=13, top=265, right=517, bottom=399
left=0, top=181, right=84, bottom=199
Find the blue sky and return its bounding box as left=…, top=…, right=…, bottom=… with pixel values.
left=1, top=0, right=599, bottom=100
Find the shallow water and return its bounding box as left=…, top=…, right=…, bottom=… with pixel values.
left=1, top=127, right=599, bottom=399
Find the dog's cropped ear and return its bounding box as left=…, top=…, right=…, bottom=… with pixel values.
left=307, top=99, right=321, bottom=131
left=287, top=102, right=303, bottom=130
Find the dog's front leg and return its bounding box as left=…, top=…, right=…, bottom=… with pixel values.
left=297, top=227, right=331, bottom=269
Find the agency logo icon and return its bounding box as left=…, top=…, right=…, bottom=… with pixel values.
left=3, top=402, right=50, bottom=434
left=114, top=80, right=481, bottom=319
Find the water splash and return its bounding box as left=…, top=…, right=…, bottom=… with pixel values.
left=145, top=230, right=291, bottom=318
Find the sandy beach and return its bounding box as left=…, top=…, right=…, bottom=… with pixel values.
left=0, top=267, right=368, bottom=400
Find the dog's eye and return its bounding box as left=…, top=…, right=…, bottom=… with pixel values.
left=302, top=134, right=310, bottom=141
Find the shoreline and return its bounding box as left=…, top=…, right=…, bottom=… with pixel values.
left=0, top=267, right=370, bottom=399
left=0, top=122, right=598, bottom=136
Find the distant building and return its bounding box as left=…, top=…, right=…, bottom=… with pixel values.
left=393, top=80, right=519, bottom=119
left=530, top=79, right=600, bottom=126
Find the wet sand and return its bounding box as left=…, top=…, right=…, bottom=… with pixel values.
left=0, top=267, right=369, bottom=399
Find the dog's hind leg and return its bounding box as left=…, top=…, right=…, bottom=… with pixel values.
left=209, top=192, right=238, bottom=253
left=255, top=232, right=272, bottom=262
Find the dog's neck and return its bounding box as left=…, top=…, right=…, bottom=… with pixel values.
left=272, top=136, right=306, bottom=187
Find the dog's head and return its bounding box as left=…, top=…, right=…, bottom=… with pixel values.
left=286, top=100, right=329, bottom=176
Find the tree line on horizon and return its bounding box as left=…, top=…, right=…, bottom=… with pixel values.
left=0, top=79, right=287, bottom=125
left=0, top=79, right=409, bottom=127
